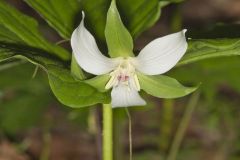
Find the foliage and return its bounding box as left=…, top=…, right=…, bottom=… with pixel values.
left=0, top=0, right=240, bottom=108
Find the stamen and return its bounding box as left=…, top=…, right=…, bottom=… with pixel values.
left=105, top=73, right=117, bottom=89
left=133, top=74, right=140, bottom=91
left=104, top=58, right=141, bottom=91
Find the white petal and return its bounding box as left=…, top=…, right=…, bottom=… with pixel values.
left=111, top=78, right=146, bottom=108
left=71, top=12, right=120, bottom=75
left=132, top=30, right=188, bottom=75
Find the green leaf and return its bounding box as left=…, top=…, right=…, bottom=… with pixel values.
left=85, top=74, right=110, bottom=92
left=118, top=0, right=182, bottom=38
left=24, top=0, right=81, bottom=39
left=0, top=25, right=21, bottom=42
left=159, top=0, right=185, bottom=6
left=177, top=39, right=240, bottom=67
left=0, top=42, right=110, bottom=108
left=81, top=0, right=163, bottom=42
left=80, top=0, right=109, bottom=42
left=24, top=0, right=179, bottom=44
left=48, top=65, right=110, bottom=108
left=0, top=1, right=70, bottom=60
left=137, top=73, right=198, bottom=98
left=118, top=0, right=161, bottom=38
left=105, top=0, right=134, bottom=58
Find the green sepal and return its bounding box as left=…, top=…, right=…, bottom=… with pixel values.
left=71, top=54, right=86, bottom=80
left=138, top=73, right=199, bottom=98
left=105, top=0, right=134, bottom=58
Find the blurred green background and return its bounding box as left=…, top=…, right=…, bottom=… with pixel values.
left=0, top=0, right=240, bottom=160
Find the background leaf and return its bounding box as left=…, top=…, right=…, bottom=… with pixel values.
left=24, top=0, right=81, bottom=39
left=177, top=39, right=240, bottom=67
left=118, top=0, right=161, bottom=38
left=80, top=0, right=169, bottom=41
left=24, top=0, right=181, bottom=51
left=0, top=42, right=110, bottom=108
left=0, top=1, right=70, bottom=60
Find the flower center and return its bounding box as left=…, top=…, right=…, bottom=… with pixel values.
left=105, top=58, right=140, bottom=91
left=117, top=75, right=129, bottom=82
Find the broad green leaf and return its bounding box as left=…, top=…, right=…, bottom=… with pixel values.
left=177, top=39, right=240, bottom=67
left=0, top=42, right=110, bottom=108
left=85, top=74, right=110, bottom=92
left=24, top=0, right=180, bottom=44
left=48, top=65, right=110, bottom=108
left=0, top=25, right=21, bottom=42
left=80, top=0, right=109, bottom=41
left=137, top=73, right=198, bottom=98
left=118, top=0, right=161, bottom=38
left=0, top=1, right=70, bottom=60
left=118, top=0, right=182, bottom=38
left=105, top=0, right=134, bottom=57
left=0, top=41, right=62, bottom=66
left=80, top=0, right=163, bottom=41
left=24, top=0, right=80, bottom=39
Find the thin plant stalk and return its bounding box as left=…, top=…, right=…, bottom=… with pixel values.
left=166, top=92, right=200, bottom=160
left=40, top=131, right=51, bottom=160
left=103, top=104, right=113, bottom=160
left=125, top=108, right=132, bottom=160
left=159, top=100, right=174, bottom=153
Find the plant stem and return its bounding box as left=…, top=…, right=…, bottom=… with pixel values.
left=166, top=92, right=200, bottom=160
left=103, top=104, right=113, bottom=160
left=159, top=100, right=174, bottom=152
left=32, top=65, right=39, bottom=79
left=125, top=108, right=132, bottom=160
left=40, top=131, right=51, bottom=160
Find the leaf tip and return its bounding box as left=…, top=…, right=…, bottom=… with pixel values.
left=186, top=82, right=201, bottom=94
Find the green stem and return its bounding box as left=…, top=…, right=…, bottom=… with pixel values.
left=125, top=108, right=132, bottom=160
left=40, top=131, right=51, bottom=160
left=32, top=65, right=39, bottom=79
left=103, top=104, right=113, bottom=160
left=159, top=100, right=174, bottom=153
left=166, top=92, right=200, bottom=160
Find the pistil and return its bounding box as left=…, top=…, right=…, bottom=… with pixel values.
left=105, top=59, right=140, bottom=91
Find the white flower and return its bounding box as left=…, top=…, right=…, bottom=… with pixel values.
left=71, top=12, right=188, bottom=108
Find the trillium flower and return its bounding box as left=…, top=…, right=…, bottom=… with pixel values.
left=71, top=0, right=196, bottom=108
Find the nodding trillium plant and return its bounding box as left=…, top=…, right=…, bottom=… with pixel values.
left=71, top=0, right=197, bottom=108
